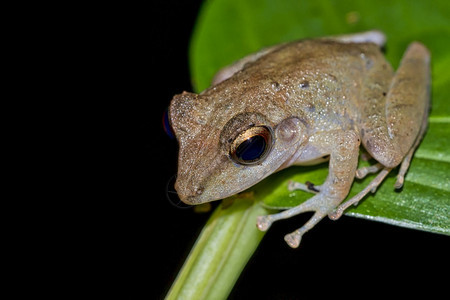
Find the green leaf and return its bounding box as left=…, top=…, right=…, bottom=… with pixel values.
left=190, top=0, right=450, bottom=234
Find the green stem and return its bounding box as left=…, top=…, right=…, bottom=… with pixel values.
left=166, top=196, right=269, bottom=300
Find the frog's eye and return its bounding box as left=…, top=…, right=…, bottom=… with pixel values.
left=230, top=126, right=273, bottom=165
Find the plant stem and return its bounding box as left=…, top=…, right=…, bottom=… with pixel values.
left=166, top=196, right=269, bottom=300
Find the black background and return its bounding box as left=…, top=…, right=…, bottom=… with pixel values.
left=125, top=1, right=449, bottom=298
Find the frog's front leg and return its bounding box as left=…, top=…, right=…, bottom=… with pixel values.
left=257, top=130, right=360, bottom=248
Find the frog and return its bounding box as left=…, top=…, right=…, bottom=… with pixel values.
left=168, top=31, right=430, bottom=248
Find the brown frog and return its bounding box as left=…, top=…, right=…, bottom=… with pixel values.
left=169, top=31, right=430, bottom=248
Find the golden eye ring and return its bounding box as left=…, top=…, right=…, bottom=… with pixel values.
left=230, top=126, right=273, bottom=165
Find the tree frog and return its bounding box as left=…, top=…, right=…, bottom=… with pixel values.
left=168, top=31, right=430, bottom=248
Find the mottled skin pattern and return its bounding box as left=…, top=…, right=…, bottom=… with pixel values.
left=169, top=31, right=430, bottom=248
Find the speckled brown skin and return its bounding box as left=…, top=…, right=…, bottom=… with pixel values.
left=169, top=31, right=430, bottom=247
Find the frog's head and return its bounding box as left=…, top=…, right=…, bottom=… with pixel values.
left=169, top=90, right=308, bottom=205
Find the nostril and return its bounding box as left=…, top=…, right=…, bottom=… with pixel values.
left=194, top=186, right=204, bottom=195
left=174, top=181, right=204, bottom=204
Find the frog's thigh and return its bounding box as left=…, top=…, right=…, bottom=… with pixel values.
left=362, top=42, right=430, bottom=168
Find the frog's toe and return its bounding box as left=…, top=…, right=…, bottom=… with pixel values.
left=284, top=231, right=302, bottom=248
left=283, top=209, right=329, bottom=248
left=394, top=175, right=404, bottom=189
left=328, top=207, right=345, bottom=221
left=355, top=162, right=383, bottom=179
left=256, top=215, right=273, bottom=231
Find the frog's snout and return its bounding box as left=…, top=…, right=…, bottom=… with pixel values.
left=175, top=180, right=205, bottom=205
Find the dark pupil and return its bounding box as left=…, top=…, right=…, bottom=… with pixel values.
left=235, top=135, right=267, bottom=162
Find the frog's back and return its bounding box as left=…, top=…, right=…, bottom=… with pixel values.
left=234, top=39, right=394, bottom=132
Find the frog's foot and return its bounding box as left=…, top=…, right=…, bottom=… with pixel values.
left=257, top=195, right=336, bottom=248
left=288, top=180, right=321, bottom=194
left=329, top=168, right=391, bottom=220
left=355, top=162, right=383, bottom=179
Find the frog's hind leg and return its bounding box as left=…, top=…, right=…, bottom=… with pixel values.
left=394, top=107, right=428, bottom=189
left=331, top=43, right=430, bottom=220
left=360, top=42, right=430, bottom=184
left=330, top=103, right=428, bottom=220
left=384, top=42, right=430, bottom=161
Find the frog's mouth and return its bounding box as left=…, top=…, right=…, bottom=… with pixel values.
left=175, top=171, right=267, bottom=205
left=174, top=152, right=231, bottom=205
